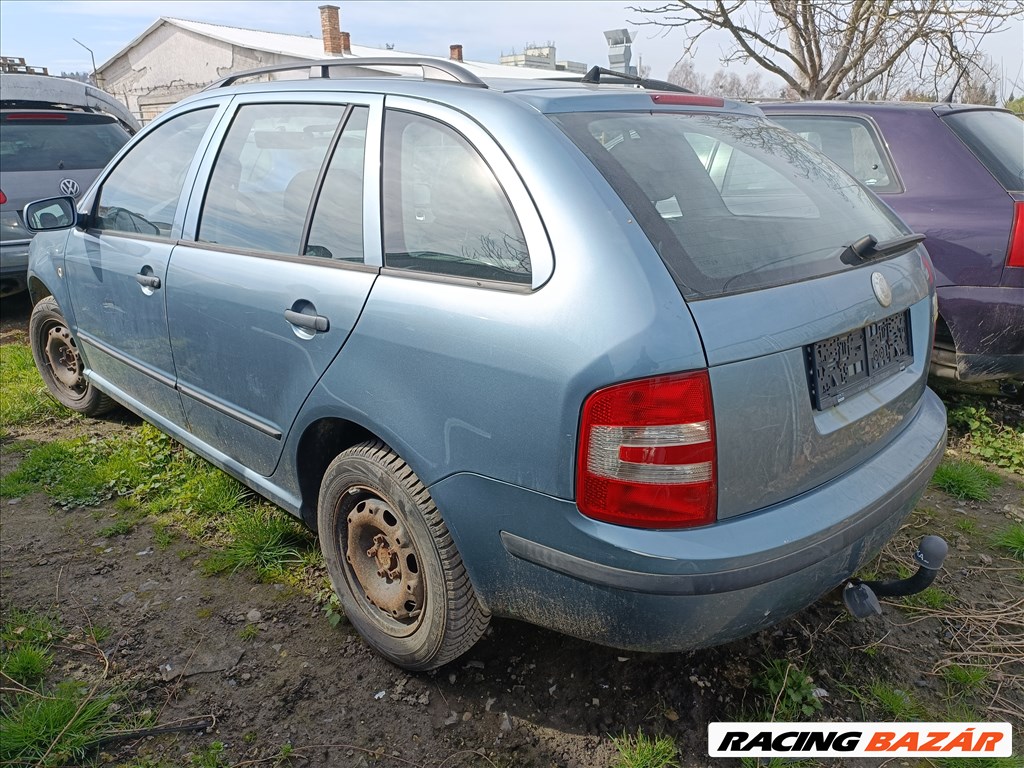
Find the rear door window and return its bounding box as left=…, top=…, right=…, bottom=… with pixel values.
left=553, top=112, right=907, bottom=298
left=942, top=109, right=1024, bottom=193
left=198, top=103, right=346, bottom=255
left=766, top=115, right=900, bottom=193
left=0, top=113, right=128, bottom=172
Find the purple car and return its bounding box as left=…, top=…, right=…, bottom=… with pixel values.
left=762, top=103, right=1023, bottom=389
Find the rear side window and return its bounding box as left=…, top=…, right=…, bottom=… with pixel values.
left=0, top=113, right=128, bottom=172
left=766, top=115, right=899, bottom=193
left=553, top=112, right=907, bottom=298
left=95, top=108, right=215, bottom=237
left=306, top=107, right=368, bottom=262
left=942, top=109, right=1024, bottom=193
left=199, top=103, right=345, bottom=254
left=383, top=110, right=531, bottom=284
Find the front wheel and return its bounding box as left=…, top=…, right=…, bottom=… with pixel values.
left=29, top=296, right=115, bottom=416
left=317, top=440, right=489, bottom=670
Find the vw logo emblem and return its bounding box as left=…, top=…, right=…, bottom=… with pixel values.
left=871, top=272, right=892, bottom=308
left=59, top=178, right=80, bottom=197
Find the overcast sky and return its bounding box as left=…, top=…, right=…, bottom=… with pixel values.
left=2, top=0, right=1022, bottom=99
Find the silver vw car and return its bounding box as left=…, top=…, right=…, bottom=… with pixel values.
left=24, top=60, right=946, bottom=670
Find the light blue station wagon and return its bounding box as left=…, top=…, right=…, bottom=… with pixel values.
left=25, top=60, right=946, bottom=670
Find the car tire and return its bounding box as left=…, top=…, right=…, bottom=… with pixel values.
left=317, top=440, right=489, bottom=670
left=29, top=296, right=116, bottom=417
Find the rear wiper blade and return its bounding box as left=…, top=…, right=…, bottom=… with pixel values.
left=840, top=233, right=925, bottom=265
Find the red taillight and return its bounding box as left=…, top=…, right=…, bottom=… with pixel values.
left=577, top=371, right=716, bottom=529
left=1008, top=201, right=1024, bottom=268
left=650, top=93, right=725, bottom=108
left=0, top=189, right=6, bottom=205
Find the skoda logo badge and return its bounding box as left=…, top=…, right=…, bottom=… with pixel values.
left=871, top=272, right=892, bottom=308
left=59, top=178, right=80, bottom=197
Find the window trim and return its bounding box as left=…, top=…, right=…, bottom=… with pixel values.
left=764, top=111, right=905, bottom=194
left=383, top=95, right=554, bottom=290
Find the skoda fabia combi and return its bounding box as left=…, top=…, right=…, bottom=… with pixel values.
left=24, top=59, right=946, bottom=670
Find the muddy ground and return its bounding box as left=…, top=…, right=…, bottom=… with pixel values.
left=1, top=294, right=1022, bottom=767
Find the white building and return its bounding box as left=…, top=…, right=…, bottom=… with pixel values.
left=97, top=6, right=577, bottom=124
left=499, top=44, right=587, bottom=75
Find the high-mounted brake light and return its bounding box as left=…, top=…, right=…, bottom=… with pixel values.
left=1007, top=201, right=1024, bottom=268
left=650, top=93, right=725, bottom=108
left=4, top=113, right=68, bottom=120
left=577, top=371, right=716, bottom=529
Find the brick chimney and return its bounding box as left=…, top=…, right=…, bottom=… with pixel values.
left=449, top=44, right=463, bottom=62
left=340, top=31, right=352, bottom=55
left=319, top=5, right=343, bottom=56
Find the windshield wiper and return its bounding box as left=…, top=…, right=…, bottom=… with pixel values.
left=840, top=233, right=925, bottom=265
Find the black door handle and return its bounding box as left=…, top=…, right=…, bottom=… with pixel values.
left=284, top=309, right=329, bottom=333
left=135, top=273, right=161, bottom=289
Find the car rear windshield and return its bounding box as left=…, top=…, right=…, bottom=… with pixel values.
left=941, top=109, right=1024, bottom=193
left=0, top=113, right=129, bottom=172
left=552, top=111, right=908, bottom=298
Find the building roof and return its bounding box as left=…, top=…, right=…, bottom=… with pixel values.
left=98, top=17, right=576, bottom=81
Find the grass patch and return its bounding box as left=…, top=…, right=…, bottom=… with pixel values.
left=238, top=624, right=259, bottom=642
left=993, top=523, right=1024, bottom=561
left=1, top=643, right=52, bottom=687
left=947, top=398, right=1024, bottom=473
left=753, top=659, right=823, bottom=720
left=933, top=759, right=1024, bottom=768
left=954, top=517, right=977, bottom=534
left=202, top=507, right=312, bottom=580
left=902, top=587, right=954, bottom=611
left=940, top=664, right=988, bottom=696
left=611, top=730, right=679, bottom=768
left=868, top=682, right=925, bottom=720
left=0, top=343, right=68, bottom=430
left=931, top=459, right=1001, bottom=501
left=98, top=517, right=138, bottom=538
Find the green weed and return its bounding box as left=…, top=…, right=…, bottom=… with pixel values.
left=189, top=741, right=227, bottom=768
left=754, top=659, right=823, bottom=720
left=98, top=517, right=138, bottom=538
left=203, top=507, right=311, bottom=580
left=954, top=517, right=977, bottom=534
left=238, top=624, right=259, bottom=641
left=611, top=730, right=679, bottom=768
left=1, top=608, right=61, bottom=645
left=947, top=399, right=1024, bottom=473
left=931, top=459, right=1002, bottom=501
left=0, top=681, right=118, bottom=766
left=868, top=682, right=925, bottom=720
left=1, top=643, right=52, bottom=687
left=993, top=523, right=1024, bottom=561
left=940, top=664, right=988, bottom=696
left=933, top=758, right=1024, bottom=768
left=902, top=587, right=954, bottom=611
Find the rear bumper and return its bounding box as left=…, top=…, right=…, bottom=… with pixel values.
left=430, top=388, right=947, bottom=652
left=0, top=239, right=31, bottom=297
left=937, top=285, right=1024, bottom=381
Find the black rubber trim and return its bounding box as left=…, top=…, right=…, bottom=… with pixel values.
left=78, top=331, right=176, bottom=389
left=501, top=430, right=944, bottom=596
left=178, top=384, right=282, bottom=439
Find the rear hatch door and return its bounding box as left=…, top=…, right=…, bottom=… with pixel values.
left=554, top=109, right=934, bottom=518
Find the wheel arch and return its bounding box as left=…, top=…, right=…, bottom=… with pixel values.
left=295, top=417, right=376, bottom=527
left=28, top=276, right=53, bottom=305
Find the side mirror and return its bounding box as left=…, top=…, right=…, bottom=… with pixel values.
left=24, top=196, right=78, bottom=233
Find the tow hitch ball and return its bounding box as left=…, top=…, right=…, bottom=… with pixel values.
left=842, top=535, right=948, bottom=619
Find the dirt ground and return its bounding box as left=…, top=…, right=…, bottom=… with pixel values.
left=2, top=294, right=1022, bottom=767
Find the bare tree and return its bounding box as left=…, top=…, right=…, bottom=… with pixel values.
left=667, top=57, right=710, bottom=92
left=631, top=1, right=1023, bottom=100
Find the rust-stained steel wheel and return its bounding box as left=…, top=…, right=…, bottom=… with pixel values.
left=318, top=440, right=489, bottom=670
left=29, top=296, right=115, bottom=416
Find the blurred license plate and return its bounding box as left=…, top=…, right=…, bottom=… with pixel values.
left=807, top=310, right=912, bottom=410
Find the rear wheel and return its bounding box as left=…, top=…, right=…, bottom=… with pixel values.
left=29, top=296, right=115, bottom=416
left=317, top=440, right=489, bottom=670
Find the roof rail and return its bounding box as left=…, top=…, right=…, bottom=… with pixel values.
left=206, top=57, right=488, bottom=90
left=579, top=66, right=693, bottom=94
